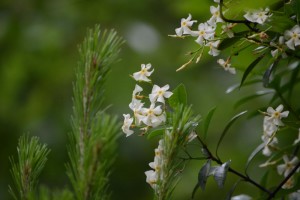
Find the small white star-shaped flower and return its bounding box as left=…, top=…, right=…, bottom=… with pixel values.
left=261, top=135, right=278, bottom=157
left=175, top=14, right=197, bottom=36
left=132, top=63, right=154, bottom=82
left=140, top=103, right=164, bottom=127
left=265, top=104, right=289, bottom=126
left=208, top=5, right=223, bottom=25
left=277, top=155, right=299, bottom=177
left=244, top=8, right=271, bottom=25
left=191, top=23, right=215, bottom=45
left=122, top=114, right=134, bottom=137
left=263, top=116, right=278, bottom=136
left=149, top=84, right=173, bottom=104
left=284, top=25, right=300, bottom=50
left=217, top=58, right=236, bottom=74
left=221, top=23, right=235, bottom=38
left=206, top=40, right=220, bottom=56
left=145, top=170, right=158, bottom=189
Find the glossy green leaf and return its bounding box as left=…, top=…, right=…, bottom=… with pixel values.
left=245, top=143, right=265, bottom=175
left=226, top=79, right=261, bottom=94
left=168, top=83, right=187, bottom=109
left=192, top=160, right=211, bottom=199
left=263, top=58, right=281, bottom=88
left=212, top=161, right=231, bottom=188
left=203, top=106, right=217, bottom=139
left=218, top=32, right=247, bottom=50
left=216, top=111, right=248, bottom=158
left=234, top=90, right=274, bottom=109
left=147, top=128, right=165, bottom=140
left=259, top=171, right=270, bottom=196
left=226, top=179, right=242, bottom=200
left=240, top=54, right=265, bottom=89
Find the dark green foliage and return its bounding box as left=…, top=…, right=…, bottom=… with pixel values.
left=168, top=83, right=187, bottom=109
left=66, top=25, right=124, bottom=200
left=9, top=135, right=50, bottom=200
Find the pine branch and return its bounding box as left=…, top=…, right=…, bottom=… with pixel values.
left=66, top=25, right=124, bottom=200
left=9, top=135, right=50, bottom=200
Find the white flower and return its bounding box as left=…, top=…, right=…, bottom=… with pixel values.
left=208, top=5, right=223, bottom=25
left=221, top=23, right=235, bottom=38
left=175, top=14, right=197, bottom=36
left=217, top=58, right=236, bottom=74
left=145, top=170, right=158, bottom=189
left=265, top=104, right=289, bottom=126
left=149, top=84, right=173, bottom=104
left=140, top=103, right=164, bottom=127
left=214, top=0, right=220, bottom=3
left=244, top=8, right=271, bottom=25
left=263, top=116, right=278, bottom=136
left=206, top=40, right=220, bottom=56
left=129, top=98, right=144, bottom=125
left=155, top=139, right=164, bottom=157
left=132, top=63, right=154, bottom=82
left=261, top=135, right=278, bottom=156
left=191, top=23, right=215, bottom=45
left=284, top=25, right=300, bottom=50
left=122, top=114, right=134, bottom=137
left=132, top=84, right=143, bottom=97
left=277, top=155, right=299, bottom=177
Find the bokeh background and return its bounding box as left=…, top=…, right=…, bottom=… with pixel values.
left=0, top=0, right=272, bottom=199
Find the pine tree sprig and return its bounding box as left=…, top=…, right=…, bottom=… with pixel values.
left=9, top=135, right=50, bottom=200
left=67, top=24, right=124, bottom=200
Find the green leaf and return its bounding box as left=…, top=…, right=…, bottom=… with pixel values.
left=216, top=111, right=248, bottom=158
left=259, top=171, right=270, bottom=196
left=263, top=58, right=281, bottom=88
left=226, top=79, right=261, bottom=94
left=168, top=83, right=187, bottom=109
left=225, top=179, right=242, bottom=200
left=147, top=128, right=165, bottom=140
left=234, top=90, right=274, bottom=109
left=192, top=159, right=211, bottom=199
left=218, top=31, right=249, bottom=51
left=203, top=106, right=217, bottom=139
left=240, top=54, right=265, bottom=89
left=245, top=143, right=265, bottom=175
left=212, top=161, right=231, bottom=188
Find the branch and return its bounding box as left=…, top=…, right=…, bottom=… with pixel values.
left=267, top=161, right=300, bottom=200
left=219, top=0, right=259, bottom=32
left=196, top=136, right=272, bottom=195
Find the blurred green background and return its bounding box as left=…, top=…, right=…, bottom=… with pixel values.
left=0, top=0, right=273, bottom=199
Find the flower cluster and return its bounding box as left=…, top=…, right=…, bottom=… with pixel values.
left=261, top=104, right=289, bottom=157
left=122, top=63, right=173, bottom=137
left=259, top=105, right=300, bottom=189
left=145, top=139, right=164, bottom=190
left=172, top=2, right=272, bottom=74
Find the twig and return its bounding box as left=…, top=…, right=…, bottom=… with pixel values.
left=196, top=135, right=272, bottom=195
left=219, top=0, right=259, bottom=32
left=267, top=161, right=300, bottom=200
